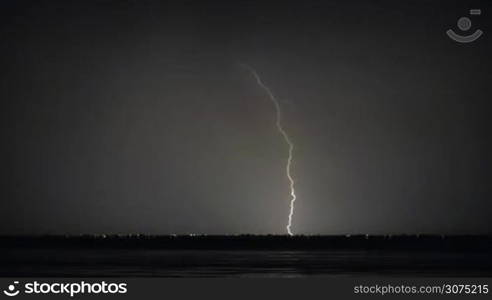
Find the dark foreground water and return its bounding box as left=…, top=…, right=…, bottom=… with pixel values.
left=1, top=236, right=491, bottom=277
left=2, top=249, right=491, bottom=277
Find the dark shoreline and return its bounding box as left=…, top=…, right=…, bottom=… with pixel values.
left=1, top=235, right=492, bottom=251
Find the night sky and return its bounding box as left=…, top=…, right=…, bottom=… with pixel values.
left=1, top=0, right=491, bottom=235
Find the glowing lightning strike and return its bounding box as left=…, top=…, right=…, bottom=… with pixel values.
left=240, top=64, right=297, bottom=236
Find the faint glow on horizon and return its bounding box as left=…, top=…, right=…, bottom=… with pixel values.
left=240, top=64, right=297, bottom=236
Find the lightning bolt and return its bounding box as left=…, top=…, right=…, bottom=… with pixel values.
left=241, top=64, right=297, bottom=236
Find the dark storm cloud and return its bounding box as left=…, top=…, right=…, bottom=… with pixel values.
left=0, top=0, right=491, bottom=234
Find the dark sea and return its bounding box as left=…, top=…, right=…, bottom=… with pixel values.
left=2, top=248, right=491, bottom=277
